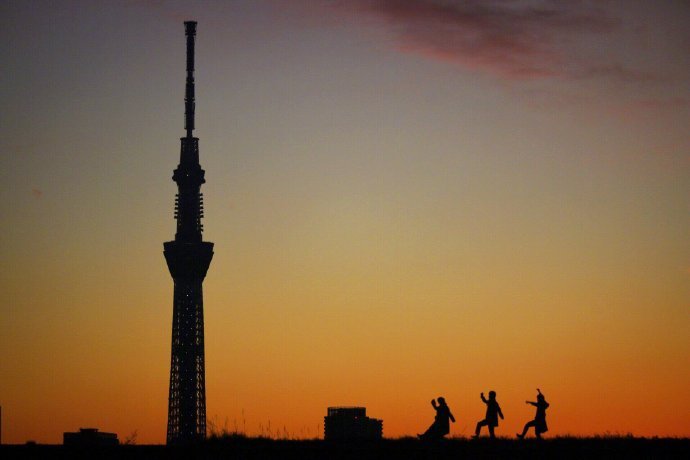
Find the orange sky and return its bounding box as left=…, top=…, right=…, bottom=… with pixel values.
left=1, top=1, right=689, bottom=444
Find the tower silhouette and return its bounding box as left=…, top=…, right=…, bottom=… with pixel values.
left=164, top=21, right=213, bottom=445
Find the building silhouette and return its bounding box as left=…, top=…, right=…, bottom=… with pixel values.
left=63, top=428, right=119, bottom=446
left=324, top=407, right=383, bottom=440
left=164, top=21, right=214, bottom=445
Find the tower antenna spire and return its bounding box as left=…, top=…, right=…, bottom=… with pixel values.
left=184, top=21, right=196, bottom=138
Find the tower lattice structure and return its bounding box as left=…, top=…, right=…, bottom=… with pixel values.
left=164, top=21, right=213, bottom=445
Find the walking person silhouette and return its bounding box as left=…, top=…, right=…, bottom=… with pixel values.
left=418, top=397, right=455, bottom=440
left=473, top=391, right=503, bottom=439
left=517, top=388, right=550, bottom=439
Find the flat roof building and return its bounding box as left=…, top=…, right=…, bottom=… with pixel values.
left=324, top=407, right=383, bottom=441
left=63, top=428, right=119, bottom=446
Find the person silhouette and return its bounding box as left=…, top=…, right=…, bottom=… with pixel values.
left=517, top=388, right=550, bottom=439
left=473, top=391, right=503, bottom=439
left=418, top=397, right=455, bottom=440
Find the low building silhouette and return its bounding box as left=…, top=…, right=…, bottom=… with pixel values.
left=63, top=428, right=119, bottom=446
left=324, top=407, right=383, bottom=440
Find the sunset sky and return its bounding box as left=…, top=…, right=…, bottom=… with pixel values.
left=1, top=0, right=689, bottom=444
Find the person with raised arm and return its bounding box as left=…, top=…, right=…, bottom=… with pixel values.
left=473, top=391, right=503, bottom=439
left=418, top=397, right=456, bottom=440
left=517, top=388, right=550, bottom=439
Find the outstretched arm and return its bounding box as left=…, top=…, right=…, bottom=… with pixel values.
left=449, top=410, right=456, bottom=423
left=480, top=393, right=488, bottom=403
left=431, top=399, right=438, bottom=409
left=526, top=401, right=537, bottom=406
left=498, top=406, right=504, bottom=420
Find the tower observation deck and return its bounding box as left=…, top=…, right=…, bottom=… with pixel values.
left=163, top=20, right=213, bottom=445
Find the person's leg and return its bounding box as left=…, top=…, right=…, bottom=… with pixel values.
left=535, top=425, right=544, bottom=439
left=474, top=420, right=487, bottom=437
left=488, top=426, right=495, bottom=439
left=428, top=424, right=441, bottom=440
left=517, top=420, right=535, bottom=438
left=419, top=422, right=436, bottom=439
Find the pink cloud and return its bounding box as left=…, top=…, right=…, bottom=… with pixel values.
left=304, top=0, right=638, bottom=81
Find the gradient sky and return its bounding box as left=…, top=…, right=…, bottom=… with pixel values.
left=1, top=0, right=689, bottom=444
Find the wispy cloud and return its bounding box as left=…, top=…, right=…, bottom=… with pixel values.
left=310, top=0, right=646, bottom=81
left=572, top=64, right=658, bottom=83
left=607, top=96, right=690, bottom=120
left=625, top=96, right=690, bottom=111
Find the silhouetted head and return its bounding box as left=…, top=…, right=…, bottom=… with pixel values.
left=489, top=391, right=496, bottom=400
left=437, top=397, right=446, bottom=405
left=537, top=393, right=545, bottom=401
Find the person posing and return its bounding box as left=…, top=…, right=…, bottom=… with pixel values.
left=418, top=397, right=455, bottom=440
left=473, top=391, right=503, bottom=439
left=517, top=388, right=550, bottom=439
